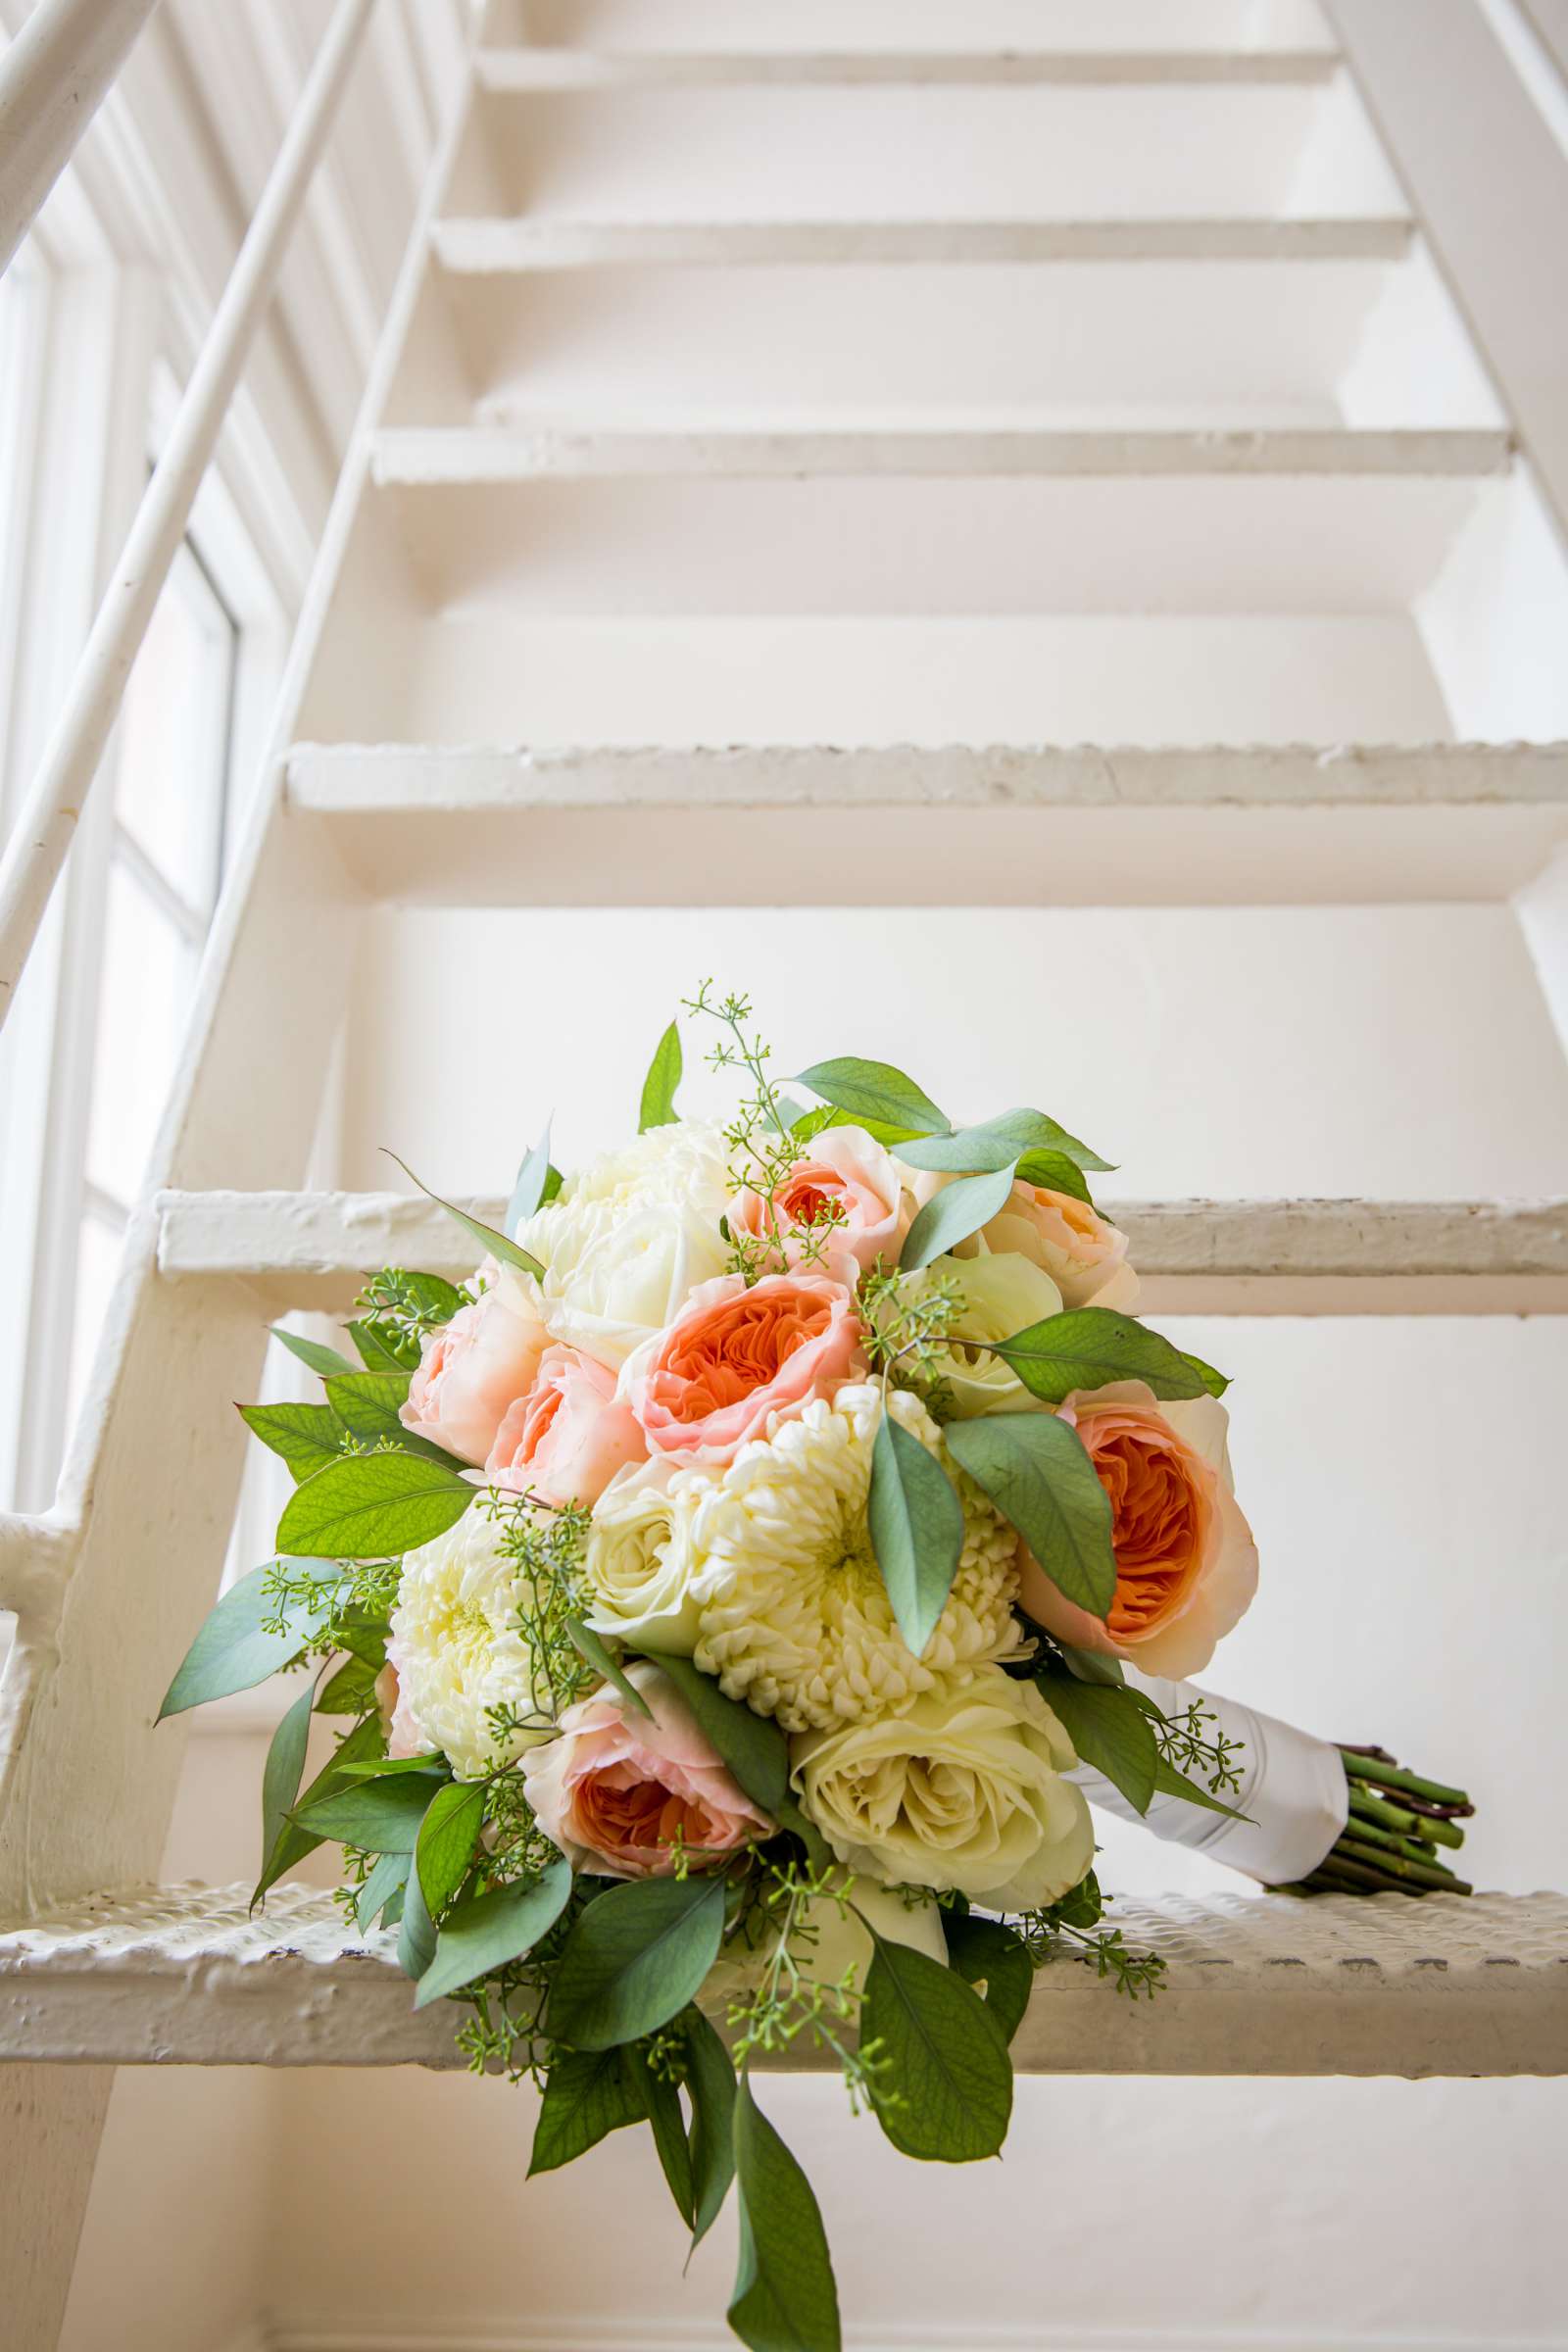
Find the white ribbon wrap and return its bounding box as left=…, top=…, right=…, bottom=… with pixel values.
left=1066, top=1669, right=1349, bottom=1886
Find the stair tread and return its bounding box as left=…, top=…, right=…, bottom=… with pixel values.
left=2, top=1883, right=1561, bottom=2075
left=370, top=425, right=1513, bottom=483
left=432, top=218, right=1414, bottom=269
left=474, top=48, right=1341, bottom=89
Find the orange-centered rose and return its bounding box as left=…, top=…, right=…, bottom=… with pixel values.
left=730, top=1125, right=909, bottom=1283
left=1016, top=1381, right=1258, bottom=1680
left=621, top=1271, right=866, bottom=1466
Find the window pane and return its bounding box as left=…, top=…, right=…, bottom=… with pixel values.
left=66, top=1211, right=125, bottom=1442
left=84, top=863, right=193, bottom=1204
left=113, top=539, right=235, bottom=914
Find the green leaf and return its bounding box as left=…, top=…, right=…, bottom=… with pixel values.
left=347, top=1319, right=409, bottom=1375
left=899, top=1108, right=1111, bottom=1177
left=254, top=1712, right=382, bottom=1905
left=635, top=1650, right=788, bottom=1818
left=943, top=1915, right=1033, bottom=2045
left=322, top=1371, right=463, bottom=1468
left=900, top=1162, right=1018, bottom=1272
left=794, top=1055, right=949, bottom=1138
left=547, top=1874, right=727, bottom=2051
left=676, top=2005, right=737, bottom=2246
left=791, top=1102, right=927, bottom=1150
left=383, top=1151, right=545, bottom=1283
left=415, top=1857, right=574, bottom=2009
left=638, top=1021, right=683, bottom=1132
left=237, top=1401, right=345, bottom=1483
left=159, top=1560, right=342, bottom=1719
left=270, top=1324, right=359, bottom=1381
left=729, top=2079, right=842, bottom=2352
left=1058, top=1643, right=1125, bottom=1688
left=295, top=1774, right=437, bottom=1854
left=529, top=2047, right=648, bottom=2178
left=946, top=1412, right=1116, bottom=1619
left=260, top=1682, right=317, bottom=1879
left=336, top=1752, right=447, bottom=1778
left=860, top=1933, right=1012, bottom=2163
left=1012, top=1150, right=1094, bottom=1206
left=507, top=1119, right=555, bottom=1233
left=624, top=2042, right=695, bottom=2227
left=1152, top=1754, right=1250, bottom=1823
left=315, top=1652, right=381, bottom=1715
left=397, top=1858, right=438, bottom=1981
left=1036, top=1674, right=1157, bottom=1815
left=416, top=1779, right=486, bottom=1918
left=991, top=1307, right=1214, bottom=1407
left=355, top=1849, right=411, bottom=1934
left=1181, top=1348, right=1231, bottom=1398
left=565, top=1618, right=654, bottom=1720
left=276, top=1449, right=473, bottom=1561
left=866, top=1410, right=965, bottom=1659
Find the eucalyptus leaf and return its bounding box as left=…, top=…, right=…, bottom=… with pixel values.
left=295, top=1774, right=436, bottom=1854
left=237, top=1401, right=344, bottom=1483
left=991, top=1307, right=1214, bottom=1407
left=416, top=1779, right=487, bottom=1917
left=276, top=1449, right=473, bottom=1561
left=254, top=1712, right=382, bottom=1906
left=529, top=2047, right=648, bottom=2178
left=900, top=1162, right=1019, bottom=1273
left=790, top=1103, right=927, bottom=1150
left=624, top=2042, right=695, bottom=2227
left=866, top=1410, right=965, bottom=1659
left=1152, top=1754, right=1250, bottom=1823
left=1036, top=1674, right=1158, bottom=1815
left=508, top=1118, right=555, bottom=1233
left=1011, top=1150, right=1094, bottom=1205
left=637, top=1651, right=789, bottom=1818
left=347, top=1319, right=409, bottom=1375
left=942, top=1914, right=1034, bottom=2045
left=794, top=1055, right=949, bottom=1138
left=547, top=1874, right=727, bottom=2051
left=355, top=1849, right=411, bottom=1934
left=397, top=1859, right=438, bottom=1981
left=415, top=1857, right=573, bottom=2009
left=899, top=1108, right=1111, bottom=1177
left=259, top=1682, right=316, bottom=1880
left=676, top=2005, right=737, bottom=2247
left=383, top=1151, right=544, bottom=1283
left=946, top=1412, right=1116, bottom=1620
left=335, top=1753, right=448, bottom=1777
left=1058, top=1644, right=1125, bottom=1688
left=729, top=2080, right=842, bottom=2352
left=315, top=1652, right=381, bottom=1715
left=860, top=1932, right=1012, bottom=2163
left=1181, top=1348, right=1231, bottom=1398
left=565, top=1618, right=654, bottom=1720
left=159, top=1560, right=343, bottom=1719
left=270, top=1324, right=359, bottom=1381
left=638, top=1021, right=683, bottom=1132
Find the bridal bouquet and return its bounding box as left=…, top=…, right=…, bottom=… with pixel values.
left=163, top=987, right=1473, bottom=2350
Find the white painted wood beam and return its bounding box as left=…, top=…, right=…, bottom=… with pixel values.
left=432, top=218, right=1413, bottom=270
left=473, top=48, right=1343, bottom=89
left=2, top=1884, right=1562, bottom=2077
left=153, top=1191, right=1568, bottom=1318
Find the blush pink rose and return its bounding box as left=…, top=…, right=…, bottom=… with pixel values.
left=1016, top=1381, right=1258, bottom=1680
left=729, top=1126, right=910, bottom=1283
left=521, top=1659, right=774, bottom=1878
left=485, top=1344, right=647, bottom=1507
left=621, top=1271, right=866, bottom=1466
left=374, top=1660, right=427, bottom=1761
left=399, top=1284, right=549, bottom=1467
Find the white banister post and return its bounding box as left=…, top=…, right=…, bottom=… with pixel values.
left=0, top=0, right=374, bottom=1035
left=0, top=0, right=163, bottom=277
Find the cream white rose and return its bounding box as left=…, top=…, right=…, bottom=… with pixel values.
left=518, top=1122, right=731, bottom=1371
left=914, top=1251, right=1064, bottom=1418
left=792, top=1669, right=1095, bottom=1911
left=582, top=1457, right=727, bottom=1653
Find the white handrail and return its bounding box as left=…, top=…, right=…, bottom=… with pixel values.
left=0, top=0, right=163, bottom=278
left=0, top=0, right=375, bottom=1030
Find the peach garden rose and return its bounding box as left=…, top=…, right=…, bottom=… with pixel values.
left=484, top=1343, right=646, bottom=1507
left=399, top=1281, right=549, bottom=1467
left=728, top=1123, right=910, bottom=1282
left=620, top=1270, right=866, bottom=1467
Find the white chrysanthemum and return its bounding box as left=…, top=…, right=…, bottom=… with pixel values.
left=582, top=1458, right=728, bottom=1652
left=385, top=1501, right=556, bottom=1781
left=691, top=1382, right=1025, bottom=1733
left=517, top=1121, right=732, bottom=1370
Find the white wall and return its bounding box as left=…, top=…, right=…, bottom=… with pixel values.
left=62, top=906, right=1568, bottom=2351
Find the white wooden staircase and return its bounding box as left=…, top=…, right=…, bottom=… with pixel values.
left=3, top=0, right=1568, bottom=2338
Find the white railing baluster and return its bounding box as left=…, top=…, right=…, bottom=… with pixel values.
left=0, top=0, right=163, bottom=277
left=0, top=0, right=374, bottom=1030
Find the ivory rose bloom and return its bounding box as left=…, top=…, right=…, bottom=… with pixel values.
left=909, top=1170, right=1139, bottom=1313
left=485, top=1344, right=646, bottom=1507
left=1016, top=1381, right=1258, bottom=1680
left=792, top=1670, right=1095, bottom=1910
left=913, top=1251, right=1064, bottom=1419
left=400, top=1284, right=550, bottom=1466
left=691, top=1383, right=1025, bottom=1733
left=621, top=1272, right=866, bottom=1468
left=582, top=1459, right=726, bottom=1653
left=384, top=1503, right=559, bottom=1779
left=522, top=1659, right=773, bottom=1879
left=729, top=1125, right=910, bottom=1282
left=517, top=1122, right=731, bottom=1371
